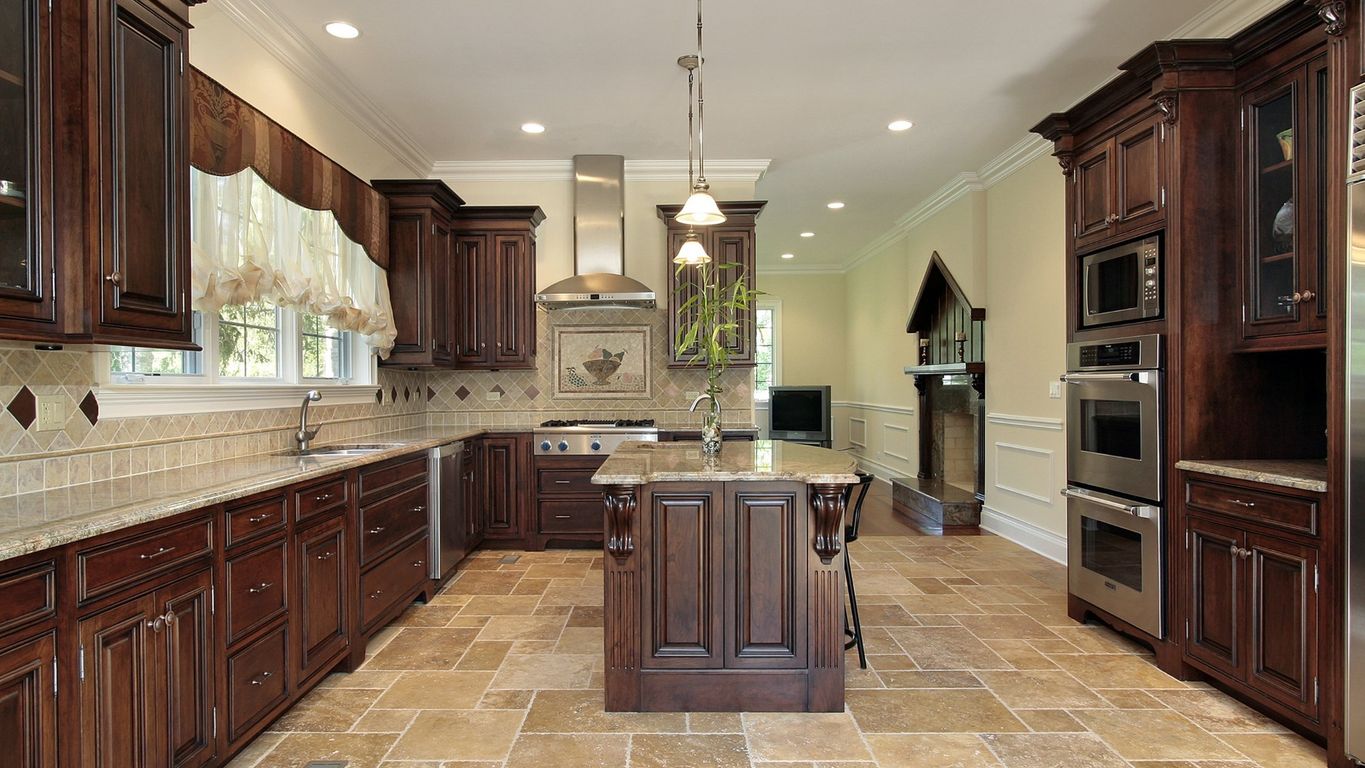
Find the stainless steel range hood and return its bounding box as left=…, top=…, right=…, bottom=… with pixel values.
left=535, top=155, right=657, bottom=310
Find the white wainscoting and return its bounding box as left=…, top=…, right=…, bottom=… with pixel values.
left=993, top=442, right=1055, bottom=503
left=981, top=506, right=1067, bottom=564
left=847, top=417, right=868, bottom=448
left=982, top=411, right=1068, bottom=561
left=832, top=401, right=916, bottom=480
left=882, top=423, right=911, bottom=461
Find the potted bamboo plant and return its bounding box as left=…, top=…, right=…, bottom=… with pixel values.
left=674, top=259, right=761, bottom=454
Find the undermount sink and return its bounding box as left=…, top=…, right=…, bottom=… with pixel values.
left=276, top=443, right=406, bottom=458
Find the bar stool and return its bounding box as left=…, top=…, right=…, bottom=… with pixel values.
left=843, top=470, right=875, bottom=669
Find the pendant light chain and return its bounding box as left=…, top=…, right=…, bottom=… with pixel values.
left=687, top=66, right=696, bottom=192
left=695, top=0, right=707, bottom=191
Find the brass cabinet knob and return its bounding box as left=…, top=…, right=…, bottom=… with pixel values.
left=1300, top=289, right=1316, bottom=302
left=105, top=272, right=122, bottom=286
left=1105, top=213, right=1120, bottom=224
left=1291, top=292, right=1303, bottom=304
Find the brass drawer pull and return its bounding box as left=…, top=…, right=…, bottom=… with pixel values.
left=368, top=526, right=386, bottom=535
left=411, top=560, right=424, bottom=568
left=315, top=551, right=335, bottom=561
left=1227, top=498, right=1257, bottom=508
left=411, top=505, right=426, bottom=514
left=554, top=480, right=572, bottom=485
left=247, top=513, right=272, bottom=524
left=139, top=546, right=176, bottom=560
left=367, top=590, right=384, bottom=600
left=314, top=493, right=334, bottom=502
left=248, top=671, right=273, bottom=686
left=553, top=514, right=572, bottom=519
left=247, top=582, right=274, bottom=594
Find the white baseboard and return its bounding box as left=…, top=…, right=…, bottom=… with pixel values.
left=848, top=453, right=908, bottom=485
left=980, top=505, right=1067, bottom=565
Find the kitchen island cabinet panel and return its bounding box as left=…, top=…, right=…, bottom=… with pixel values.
left=724, top=484, right=806, bottom=669
left=640, top=484, right=724, bottom=669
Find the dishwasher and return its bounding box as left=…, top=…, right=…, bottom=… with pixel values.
left=428, top=441, right=466, bottom=580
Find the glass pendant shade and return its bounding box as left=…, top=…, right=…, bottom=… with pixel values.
left=673, top=232, right=712, bottom=265
left=676, top=190, right=727, bottom=226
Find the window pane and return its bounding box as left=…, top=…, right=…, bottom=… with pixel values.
left=134, top=349, right=190, bottom=374
left=301, top=314, right=349, bottom=380
left=108, top=314, right=202, bottom=376
left=219, top=302, right=279, bottom=379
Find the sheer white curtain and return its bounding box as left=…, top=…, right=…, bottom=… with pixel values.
left=190, top=167, right=398, bottom=356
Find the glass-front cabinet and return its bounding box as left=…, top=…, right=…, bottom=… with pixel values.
left=0, top=0, right=54, bottom=327
left=1241, top=54, right=1328, bottom=345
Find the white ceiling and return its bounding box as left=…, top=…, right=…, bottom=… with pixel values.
left=235, top=0, right=1258, bottom=270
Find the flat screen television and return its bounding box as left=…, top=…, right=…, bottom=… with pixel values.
left=768, top=385, right=832, bottom=444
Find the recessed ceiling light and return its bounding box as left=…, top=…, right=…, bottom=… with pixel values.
left=827, top=201, right=845, bottom=210
left=520, top=122, right=546, bottom=134
left=888, top=119, right=914, bottom=132
left=780, top=253, right=795, bottom=260
left=799, top=232, right=815, bottom=238
left=324, top=21, right=361, bottom=39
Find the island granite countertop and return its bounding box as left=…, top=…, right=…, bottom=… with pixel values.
left=0, top=426, right=529, bottom=563
left=591, top=439, right=859, bottom=485
left=1174, top=458, right=1328, bottom=493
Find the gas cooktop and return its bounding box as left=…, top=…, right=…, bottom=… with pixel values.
left=537, top=419, right=656, bottom=430
left=533, top=419, right=659, bottom=455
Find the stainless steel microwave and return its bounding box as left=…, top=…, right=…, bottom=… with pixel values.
left=1080, top=235, right=1161, bottom=328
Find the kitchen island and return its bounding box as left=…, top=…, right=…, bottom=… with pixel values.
left=592, top=440, right=859, bottom=712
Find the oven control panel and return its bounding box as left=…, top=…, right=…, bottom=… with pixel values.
left=1066, top=333, right=1162, bottom=372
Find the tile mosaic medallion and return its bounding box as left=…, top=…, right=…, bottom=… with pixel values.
left=552, top=325, right=652, bottom=399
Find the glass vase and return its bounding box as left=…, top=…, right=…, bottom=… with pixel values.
left=700, top=397, right=723, bottom=455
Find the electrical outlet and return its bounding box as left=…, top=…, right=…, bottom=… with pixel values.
left=35, top=395, right=65, bottom=432
left=487, top=390, right=501, bottom=402
left=1048, top=381, right=1062, bottom=399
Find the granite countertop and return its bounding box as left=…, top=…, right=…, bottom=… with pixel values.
left=0, top=426, right=524, bottom=563
left=592, top=440, right=859, bottom=485
left=1174, top=458, right=1329, bottom=493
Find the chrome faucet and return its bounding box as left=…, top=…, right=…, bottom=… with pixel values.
left=295, top=390, right=323, bottom=450
left=689, top=392, right=719, bottom=420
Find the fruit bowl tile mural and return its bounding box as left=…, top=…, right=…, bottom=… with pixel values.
left=553, top=325, right=651, bottom=399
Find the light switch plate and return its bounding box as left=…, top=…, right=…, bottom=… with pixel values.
left=1048, top=381, right=1062, bottom=399
left=35, top=394, right=64, bottom=432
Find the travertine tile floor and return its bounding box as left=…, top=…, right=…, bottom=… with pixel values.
left=227, top=533, right=1326, bottom=768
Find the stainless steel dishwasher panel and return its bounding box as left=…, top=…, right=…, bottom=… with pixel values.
left=429, top=441, right=466, bottom=580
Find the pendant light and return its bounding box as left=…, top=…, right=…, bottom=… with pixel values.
left=674, top=230, right=711, bottom=265
left=673, top=52, right=712, bottom=264
left=675, top=0, right=726, bottom=228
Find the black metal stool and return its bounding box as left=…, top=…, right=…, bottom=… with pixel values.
left=843, top=470, right=875, bottom=669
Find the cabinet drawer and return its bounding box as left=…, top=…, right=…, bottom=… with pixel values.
left=360, top=536, right=429, bottom=632
left=360, top=483, right=429, bottom=566
left=294, top=474, right=348, bottom=524
left=1185, top=478, right=1318, bottom=536
left=0, top=561, right=56, bottom=635
left=225, top=495, right=287, bottom=550
left=226, top=624, right=289, bottom=743
left=538, top=499, right=603, bottom=534
left=225, top=539, right=288, bottom=646
left=77, top=516, right=213, bottom=602
left=359, top=454, right=426, bottom=504
left=536, top=467, right=600, bottom=495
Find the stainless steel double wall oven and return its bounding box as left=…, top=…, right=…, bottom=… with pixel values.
left=1063, top=334, right=1165, bottom=639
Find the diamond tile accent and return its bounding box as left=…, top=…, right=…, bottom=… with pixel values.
left=391, top=386, right=398, bottom=403
left=375, top=389, right=383, bottom=404
left=79, top=390, right=99, bottom=425
left=7, top=386, right=35, bottom=429
left=491, top=385, right=506, bottom=396
left=427, top=386, right=436, bottom=401
left=404, top=386, right=412, bottom=402
left=455, top=385, right=471, bottom=401
left=523, top=385, right=540, bottom=400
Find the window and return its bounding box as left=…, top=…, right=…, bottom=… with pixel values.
left=754, top=302, right=780, bottom=402
left=217, top=302, right=281, bottom=379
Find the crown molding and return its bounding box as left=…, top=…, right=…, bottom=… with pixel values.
left=214, top=0, right=432, bottom=176
left=1169, top=0, right=1288, bottom=38
left=756, top=264, right=848, bottom=276
left=429, top=158, right=771, bottom=183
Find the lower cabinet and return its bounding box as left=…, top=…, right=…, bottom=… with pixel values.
left=0, top=631, right=57, bottom=768
left=639, top=482, right=806, bottom=671
left=1182, top=474, right=1322, bottom=725
left=77, top=567, right=217, bottom=768
left=481, top=435, right=526, bottom=540
left=294, top=516, right=348, bottom=686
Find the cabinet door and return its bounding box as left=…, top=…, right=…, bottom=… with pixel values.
left=430, top=223, right=454, bottom=366
left=463, top=441, right=485, bottom=545
left=1073, top=140, right=1115, bottom=249
left=482, top=437, right=521, bottom=537
left=1243, top=71, right=1302, bottom=334
left=1185, top=515, right=1244, bottom=678
left=641, top=484, right=724, bottom=669
left=0, top=0, right=56, bottom=329
left=1246, top=533, right=1318, bottom=717
left=710, top=227, right=756, bottom=365
left=668, top=228, right=702, bottom=363
left=155, top=571, right=215, bottom=768
left=492, top=233, right=531, bottom=365
left=383, top=212, right=431, bottom=360
left=453, top=234, right=489, bottom=366
left=95, top=0, right=191, bottom=340
left=295, top=517, right=348, bottom=683
left=1304, top=56, right=1329, bottom=329
left=78, top=593, right=160, bottom=768
left=0, top=632, right=57, bottom=768
left=1115, top=115, right=1164, bottom=232
left=724, top=484, right=806, bottom=669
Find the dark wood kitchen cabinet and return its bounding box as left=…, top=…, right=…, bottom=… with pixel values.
left=1070, top=114, right=1166, bottom=253
left=372, top=180, right=465, bottom=369
left=0, top=0, right=198, bottom=348
left=480, top=434, right=528, bottom=540
left=0, top=631, right=57, bottom=768
left=77, top=566, right=217, bottom=768
left=1240, top=54, right=1329, bottom=347
left=451, top=207, right=544, bottom=370
left=293, top=516, right=348, bottom=688
left=1182, top=472, right=1323, bottom=725
left=657, top=201, right=766, bottom=367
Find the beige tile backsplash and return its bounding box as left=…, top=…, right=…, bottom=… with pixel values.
left=0, top=308, right=755, bottom=496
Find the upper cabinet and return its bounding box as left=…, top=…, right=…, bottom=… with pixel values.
left=450, top=207, right=543, bottom=370
left=1240, top=54, right=1329, bottom=347
left=372, top=180, right=464, bottom=369
left=0, top=0, right=199, bottom=348
left=656, top=201, right=766, bottom=367
left=1072, top=114, right=1167, bottom=252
